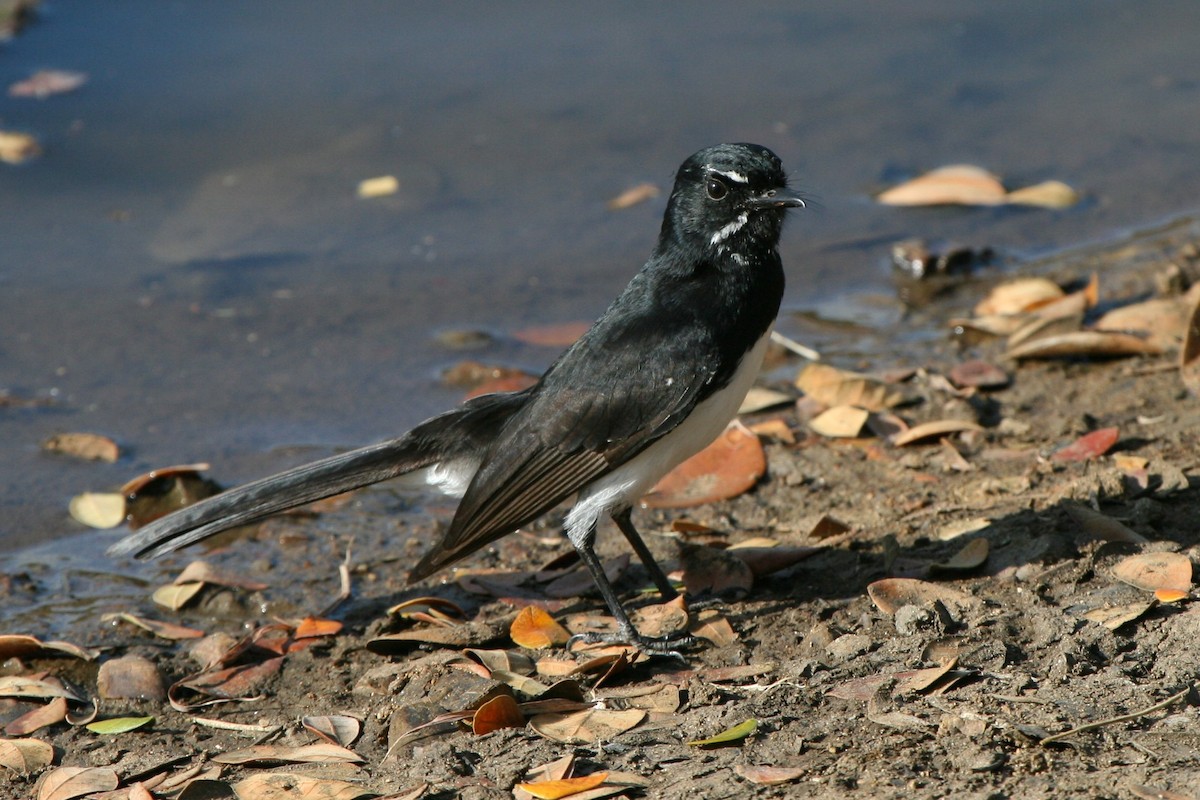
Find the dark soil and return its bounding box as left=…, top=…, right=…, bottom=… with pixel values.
left=4, top=220, right=1200, bottom=799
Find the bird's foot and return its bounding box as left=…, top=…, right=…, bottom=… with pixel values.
left=566, top=628, right=696, bottom=660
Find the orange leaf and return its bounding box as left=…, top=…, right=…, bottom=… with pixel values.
left=293, top=617, right=343, bottom=639
left=1112, top=552, right=1192, bottom=593
left=511, top=606, right=571, bottom=649
left=513, top=322, right=593, bottom=347
left=517, top=772, right=610, bottom=799
left=644, top=423, right=765, bottom=508
left=471, top=694, right=525, bottom=735
left=1051, top=427, right=1119, bottom=462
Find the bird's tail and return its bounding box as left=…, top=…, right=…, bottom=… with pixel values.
left=106, top=436, right=434, bottom=560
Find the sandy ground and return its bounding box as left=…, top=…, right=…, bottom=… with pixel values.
left=3, top=221, right=1200, bottom=799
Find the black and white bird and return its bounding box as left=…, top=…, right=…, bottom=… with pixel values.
left=110, top=143, right=805, bottom=651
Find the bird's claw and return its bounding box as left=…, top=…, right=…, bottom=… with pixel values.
left=566, top=629, right=696, bottom=661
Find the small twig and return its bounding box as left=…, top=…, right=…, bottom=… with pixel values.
left=319, top=537, right=355, bottom=617
left=191, top=717, right=281, bottom=737
left=1039, top=686, right=1193, bottom=745
left=992, top=694, right=1059, bottom=706
left=770, top=330, right=821, bottom=361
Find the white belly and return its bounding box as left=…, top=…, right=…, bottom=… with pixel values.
left=563, top=330, right=771, bottom=544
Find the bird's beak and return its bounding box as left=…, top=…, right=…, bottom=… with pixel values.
left=744, top=187, right=806, bottom=210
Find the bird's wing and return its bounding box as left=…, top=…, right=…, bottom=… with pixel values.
left=408, top=325, right=718, bottom=580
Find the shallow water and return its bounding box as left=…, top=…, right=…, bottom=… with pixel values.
left=3, top=1, right=1200, bottom=554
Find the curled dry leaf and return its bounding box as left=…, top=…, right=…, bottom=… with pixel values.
left=36, top=766, right=119, bottom=800
left=1081, top=600, right=1155, bottom=631
left=152, top=582, right=204, bottom=611
left=1062, top=502, right=1148, bottom=544
left=387, top=596, right=468, bottom=619
left=5, top=697, right=68, bottom=736
left=688, top=718, right=758, bottom=748
left=734, top=764, right=807, bottom=786
left=68, top=492, right=126, bottom=529
left=891, top=419, right=982, bottom=447
left=529, top=707, right=645, bottom=744
left=1095, top=296, right=1191, bottom=352
left=471, top=694, right=525, bottom=735
left=808, top=405, right=869, bottom=438
left=930, top=538, right=989, bottom=573
left=877, top=164, right=1006, bottom=207
left=232, top=774, right=369, bottom=800
left=104, top=612, right=204, bottom=640
left=213, top=742, right=363, bottom=765
left=0, top=634, right=97, bottom=661
left=302, top=715, right=362, bottom=747
left=0, top=737, right=54, bottom=774
left=866, top=578, right=977, bottom=615
left=1004, top=180, right=1079, bottom=209
left=796, top=363, right=906, bottom=411
left=0, top=676, right=85, bottom=701
left=517, top=772, right=610, bottom=800
left=643, top=423, right=765, bottom=508
left=974, top=278, right=1064, bottom=316
left=357, top=174, right=399, bottom=198
left=510, top=606, right=572, bottom=649
left=1111, top=552, right=1192, bottom=593
left=738, top=386, right=794, bottom=414
left=1050, top=427, right=1119, bottom=462
left=462, top=648, right=536, bottom=676
left=42, top=432, right=119, bottom=462
left=1182, top=288, right=1200, bottom=396
left=175, top=560, right=269, bottom=591
left=1006, top=330, right=1162, bottom=360
left=607, top=181, right=660, bottom=210
left=0, top=130, right=40, bottom=164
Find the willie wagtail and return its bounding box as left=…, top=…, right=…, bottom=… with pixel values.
left=110, top=143, right=805, bottom=652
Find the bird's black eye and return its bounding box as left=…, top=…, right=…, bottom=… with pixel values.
left=706, top=177, right=728, bottom=201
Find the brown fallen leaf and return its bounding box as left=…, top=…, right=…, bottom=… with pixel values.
left=96, top=655, right=165, bottom=701
left=387, top=596, right=468, bottom=619
left=517, top=772, right=610, bottom=799
left=689, top=608, right=738, bottom=647
left=974, top=277, right=1065, bottom=316
left=121, top=465, right=222, bottom=529
left=1182, top=288, right=1200, bottom=397
left=607, top=182, right=660, bottom=210
left=232, top=773, right=371, bottom=800
left=5, top=697, right=68, bottom=736
left=948, top=360, right=1009, bottom=389
left=643, top=423, right=765, bottom=508
left=1062, top=502, right=1148, bottom=544
left=795, top=363, right=906, bottom=411
left=471, top=694, right=525, bottom=735
left=68, top=492, right=126, bottom=529
left=103, top=612, right=205, bottom=640
left=42, top=432, right=119, bottom=462
left=1080, top=600, right=1156, bottom=630
left=728, top=544, right=823, bottom=577
left=0, top=676, right=84, bottom=702
left=629, top=596, right=690, bottom=639
left=877, top=164, right=1006, bottom=207
left=36, top=766, right=119, bottom=800
left=302, top=715, right=362, bottom=747
left=1004, top=179, right=1079, bottom=208
left=739, top=386, right=794, bottom=414
left=1112, top=552, right=1192, bottom=593
left=809, top=514, right=852, bottom=540
left=513, top=321, right=592, bottom=348
left=1050, top=427, right=1119, bottom=462
left=461, top=648, right=536, bottom=676
left=891, top=419, right=982, bottom=447
left=529, top=707, right=645, bottom=744
left=1006, top=330, right=1162, bottom=360
left=0, top=737, right=54, bottom=774
left=0, top=634, right=97, bottom=661
left=930, top=538, right=989, bottom=573
left=213, top=742, right=363, bottom=765
left=511, top=606, right=572, bottom=649
left=152, top=581, right=205, bottom=611
left=1095, top=296, right=1190, bottom=352
left=8, top=69, right=88, bottom=98
left=866, top=578, right=977, bottom=615
left=678, top=541, right=754, bottom=596
left=734, top=764, right=807, bottom=786
left=174, top=560, right=269, bottom=591
left=808, top=405, right=870, bottom=438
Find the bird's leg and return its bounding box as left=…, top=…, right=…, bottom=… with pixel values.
left=567, top=520, right=695, bottom=657
left=612, top=507, right=677, bottom=600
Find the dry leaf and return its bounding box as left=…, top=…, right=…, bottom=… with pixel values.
left=302, top=715, right=361, bottom=747
left=1182, top=288, right=1200, bottom=396
left=643, top=423, right=765, bottom=508
left=97, top=655, right=165, bottom=701
left=1154, top=588, right=1189, bottom=603
left=68, top=492, right=126, bottom=529
left=877, top=165, right=1006, bottom=207
left=1080, top=601, right=1155, bottom=630
left=471, top=694, right=525, bottom=735
left=0, top=634, right=97, bottom=661
left=1112, top=552, right=1192, bottom=593
left=1007, top=330, right=1162, bottom=360
left=0, top=130, right=40, bottom=164
left=688, top=718, right=758, bottom=747
left=948, top=360, right=1009, bottom=389
left=517, top=772, right=610, bottom=799
left=42, top=432, right=119, bottom=462
left=36, top=767, right=119, bottom=800
left=232, top=773, right=371, bottom=800
left=357, top=174, right=399, bottom=198
left=734, top=764, right=806, bottom=786
left=1062, top=502, right=1148, bottom=544
left=728, top=545, right=822, bottom=577
left=510, top=606, right=572, bottom=649
left=529, top=707, right=645, bottom=744
left=8, top=69, right=88, bottom=98
left=214, top=743, right=363, bottom=765
left=1004, top=180, right=1079, bottom=208
left=152, top=581, right=204, bottom=611
left=174, top=560, right=269, bottom=590
left=0, top=737, right=54, bottom=774
left=689, top=608, right=738, bottom=647
left=809, top=514, right=852, bottom=539
left=891, top=419, right=982, bottom=446
left=1050, top=427, right=1119, bottom=462
left=5, top=697, right=68, bottom=736
left=1095, top=296, right=1190, bottom=351
left=678, top=541, right=754, bottom=596
left=975, top=278, right=1065, bottom=316
left=930, top=538, right=989, bottom=573
left=808, top=405, right=870, bottom=438
left=738, top=386, right=793, bottom=414
left=629, top=596, right=690, bottom=639
left=0, top=676, right=84, bottom=701
left=866, top=578, right=977, bottom=615
left=607, top=182, right=659, bottom=210
left=103, top=612, right=205, bottom=640
left=795, top=363, right=905, bottom=411
left=513, top=321, right=592, bottom=347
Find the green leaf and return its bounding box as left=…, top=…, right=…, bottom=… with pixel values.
left=85, top=715, right=154, bottom=735
left=687, top=718, right=757, bottom=747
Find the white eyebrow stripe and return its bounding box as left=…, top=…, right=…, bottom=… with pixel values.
left=710, top=169, right=749, bottom=184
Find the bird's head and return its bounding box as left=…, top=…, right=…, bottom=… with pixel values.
left=660, top=143, right=805, bottom=258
